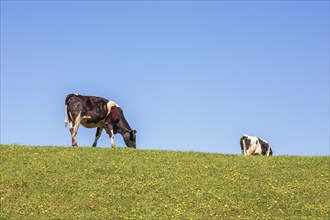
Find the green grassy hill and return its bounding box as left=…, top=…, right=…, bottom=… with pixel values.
left=1, top=145, right=329, bottom=219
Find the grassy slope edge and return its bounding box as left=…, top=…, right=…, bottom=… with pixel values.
left=1, top=145, right=329, bottom=219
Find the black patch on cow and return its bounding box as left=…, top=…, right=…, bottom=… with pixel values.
left=65, top=94, right=77, bottom=105
left=240, top=136, right=245, bottom=153
left=258, top=138, right=270, bottom=155
left=245, top=138, right=251, bottom=150
left=84, top=98, right=109, bottom=124
left=108, top=106, right=121, bottom=124
left=105, top=106, right=132, bottom=135
left=86, top=99, right=93, bottom=109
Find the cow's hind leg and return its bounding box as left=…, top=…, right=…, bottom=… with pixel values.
left=70, top=113, right=82, bottom=147
left=92, top=127, right=103, bottom=147
left=69, top=121, right=76, bottom=147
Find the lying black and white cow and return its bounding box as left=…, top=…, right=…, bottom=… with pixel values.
left=64, top=94, right=136, bottom=148
left=240, top=134, right=272, bottom=156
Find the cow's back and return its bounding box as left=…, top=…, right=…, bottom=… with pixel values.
left=84, top=96, right=110, bottom=123
left=66, top=94, right=109, bottom=122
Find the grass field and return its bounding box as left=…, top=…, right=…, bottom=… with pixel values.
left=1, top=145, right=329, bottom=219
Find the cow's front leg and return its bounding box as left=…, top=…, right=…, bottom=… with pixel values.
left=92, top=127, right=103, bottom=147
left=110, top=129, right=115, bottom=148
left=105, top=125, right=116, bottom=148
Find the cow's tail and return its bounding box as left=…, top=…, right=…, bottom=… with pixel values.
left=64, top=94, right=73, bottom=128
left=64, top=94, right=77, bottom=127
left=64, top=104, right=69, bottom=128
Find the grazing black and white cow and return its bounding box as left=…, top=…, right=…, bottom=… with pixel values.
left=64, top=94, right=136, bottom=148
left=240, top=134, right=272, bottom=156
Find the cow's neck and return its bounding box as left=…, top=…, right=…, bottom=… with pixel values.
left=117, top=118, right=131, bottom=135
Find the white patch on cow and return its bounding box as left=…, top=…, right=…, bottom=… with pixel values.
left=107, top=100, right=119, bottom=110
left=246, top=136, right=261, bottom=155
left=243, top=135, right=264, bottom=155
left=106, top=100, right=120, bottom=116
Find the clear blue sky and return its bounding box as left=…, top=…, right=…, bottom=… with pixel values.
left=1, top=1, right=329, bottom=156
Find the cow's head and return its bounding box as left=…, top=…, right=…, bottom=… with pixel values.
left=124, top=130, right=137, bottom=148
